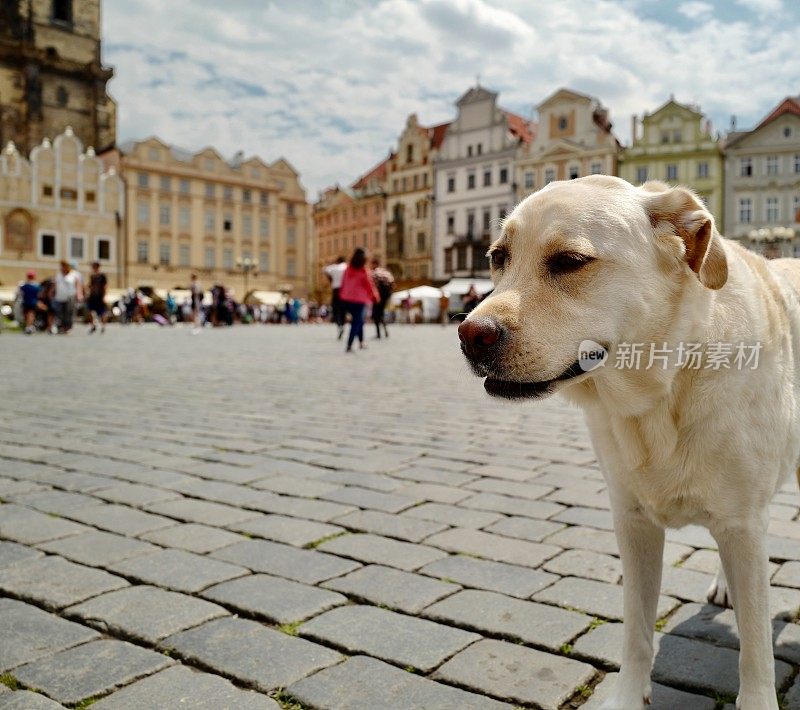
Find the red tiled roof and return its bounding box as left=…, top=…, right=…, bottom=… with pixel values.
left=755, top=96, right=800, bottom=132
left=351, top=154, right=393, bottom=190
left=503, top=111, right=536, bottom=144
left=428, top=121, right=450, bottom=149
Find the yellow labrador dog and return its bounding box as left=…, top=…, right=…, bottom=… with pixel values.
left=458, top=175, right=800, bottom=710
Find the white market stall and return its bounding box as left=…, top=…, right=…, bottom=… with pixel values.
left=390, top=285, right=445, bottom=322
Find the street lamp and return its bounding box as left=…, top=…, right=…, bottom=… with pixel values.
left=235, top=256, right=259, bottom=296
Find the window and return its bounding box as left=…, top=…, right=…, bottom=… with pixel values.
left=205, top=182, right=215, bottom=199
left=137, top=201, right=149, bottom=225
left=160, top=175, right=171, bottom=192
left=179, top=205, right=190, bottom=230
left=482, top=208, right=491, bottom=233
left=406, top=145, right=413, bottom=163
left=287, top=257, right=296, bottom=277
left=476, top=143, right=482, bottom=156
left=259, top=217, right=269, bottom=240
left=204, top=247, right=215, bottom=268
left=446, top=213, right=455, bottom=235
left=43, top=184, right=53, bottom=197
left=447, top=175, right=455, bottom=193
left=666, top=164, right=678, bottom=181
left=467, top=145, right=473, bottom=157
left=413, top=174, right=418, bottom=189
left=636, top=166, right=648, bottom=184
left=260, top=191, right=269, bottom=206
left=467, top=172, right=476, bottom=190
left=159, top=241, right=171, bottom=265
left=159, top=204, right=171, bottom=226
left=96, top=238, right=111, bottom=261
left=499, top=166, right=508, bottom=184
left=243, top=189, right=251, bottom=204
left=697, top=161, right=709, bottom=179
left=766, top=156, right=779, bottom=176
left=40, top=232, right=57, bottom=257
left=60, top=187, right=77, bottom=201
left=52, top=0, right=73, bottom=24
left=739, top=198, right=752, bottom=224
left=766, top=197, right=780, bottom=223
left=204, top=210, right=215, bottom=233
left=287, top=203, right=295, bottom=217
left=483, top=170, right=492, bottom=187
left=794, top=155, right=800, bottom=174
left=287, top=226, right=296, bottom=246
left=740, top=157, right=753, bottom=177
left=466, top=210, right=475, bottom=239
left=590, top=162, right=602, bottom=175
left=56, top=86, right=68, bottom=107
left=137, top=241, right=149, bottom=263
left=137, top=172, right=149, bottom=188
left=457, top=247, right=467, bottom=270
left=558, top=116, right=568, bottom=130
left=569, top=166, right=579, bottom=180
left=498, top=204, right=508, bottom=220
left=524, top=170, right=534, bottom=188
left=223, top=248, right=233, bottom=269
left=69, top=235, right=84, bottom=260
left=179, top=244, right=190, bottom=267
left=85, top=190, right=95, bottom=203
left=240, top=214, right=251, bottom=237
left=223, top=186, right=233, bottom=201
left=794, top=195, right=800, bottom=222
left=545, top=168, right=555, bottom=185
left=179, top=179, right=190, bottom=195
left=785, top=127, right=793, bottom=138
left=223, top=214, right=233, bottom=232
left=259, top=251, right=269, bottom=271
left=661, top=131, right=670, bottom=144
left=673, top=130, right=682, bottom=143
left=417, top=232, right=425, bottom=252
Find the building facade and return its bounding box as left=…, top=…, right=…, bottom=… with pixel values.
left=433, top=85, right=534, bottom=281
left=0, top=0, right=116, bottom=156
left=619, top=97, right=724, bottom=229
left=103, top=137, right=309, bottom=296
left=0, top=126, right=123, bottom=289
left=384, top=114, right=448, bottom=286
left=516, top=88, right=618, bottom=200
left=724, top=96, right=800, bottom=258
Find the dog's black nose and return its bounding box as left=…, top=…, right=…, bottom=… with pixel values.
left=458, top=316, right=502, bottom=360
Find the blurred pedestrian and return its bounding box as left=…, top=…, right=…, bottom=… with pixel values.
left=370, top=258, right=394, bottom=339
left=439, top=289, right=450, bottom=327
left=189, top=273, right=202, bottom=333
left=463, top=284, right=479, bottom=313
left=53, top=260, right=80, bottom=333
left=37, top=276, right=56, bottom=333
left=324, top=256, right=347, bottom=339
left=18, top=270, right=40, bottom=334
left=340, top=247, right=378, bottom=353
left=87, top=262, right=107, bottom=334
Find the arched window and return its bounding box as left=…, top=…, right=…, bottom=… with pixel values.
left=56, top=86, right=68, bottom=107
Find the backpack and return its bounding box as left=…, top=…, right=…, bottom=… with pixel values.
left=377, top=279, right=394, bottom=301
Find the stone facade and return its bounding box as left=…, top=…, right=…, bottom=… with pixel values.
left=516, top=88, right=618, bottom=201
left=384, top=114, right=448, bottom=287
left=103, top=137, right=309, bottom=296
left=433, top=85, right=534, bottom=281
left=723, top=97, right=800, bottom=258
left=0, top=0, right=116, bottom=156
left=619, top=98, right=724, bottom=230
left=0, top=126, right=124, bottom=290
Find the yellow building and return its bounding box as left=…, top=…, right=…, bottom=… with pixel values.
left=619, top=97, right=724, bottom=229
left=0, top=127, right=123, bottom=294
left=0, top=0, right=116, bottom=155
left=103, top=137, right=309, bottom=297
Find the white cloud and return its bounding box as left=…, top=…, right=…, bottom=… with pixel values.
left=678, top=1, right=714, bottom=20
left=103, top=0, right=799, bottom=195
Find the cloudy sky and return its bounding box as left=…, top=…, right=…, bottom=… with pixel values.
left=103, top=0, right=799, bottom=196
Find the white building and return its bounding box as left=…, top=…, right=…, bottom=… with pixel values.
left=432, top=86, right=534, bottom=281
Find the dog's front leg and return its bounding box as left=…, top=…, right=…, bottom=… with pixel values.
left=712, top=521, right=778, bottom=710
left=600, top=504, right=665, bottom=710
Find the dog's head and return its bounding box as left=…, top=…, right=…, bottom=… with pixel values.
left=458, top=175, right=728, bottom=400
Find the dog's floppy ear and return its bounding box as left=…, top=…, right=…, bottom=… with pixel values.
left=643, top=184, right=728, bottom=290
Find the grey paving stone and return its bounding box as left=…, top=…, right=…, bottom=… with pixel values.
left=92, top=665, right=279, bottom=709
left=545, top=487, right=611, bottom=509
left=773, top=560, right=800, bottom=588
left=0, top=503, right=88, bottom=544
left=243, top=492, right=358, bottom=522
left=484, top=516, right=567, bottom=543
left=390, top=465, right=478, bottom=487
left=0, top=477, right=46, bottom=497
left=434, top=638, right=596, bottom=709
left=465, top=477, right=555, bottom=500
left=394, top=482, right=472, bottom=504
left=317, top=533, right=446, bottom=571
left=187, top=461, right=266, bottom=484
left=0, top=690, right=65, bottom=709
left=163, top=477, right=261, bottom=506
left=164, top=617, right=341, bottom=692
left=0, top=541, right=42, bottom=569
left=108, top=549, right=248, bottom=593
left=420, top=555, right=558, bottom=598
left=573, top=622, right=793, bottom=696
left=248, top=458, right=331, bottom=480
left=0, top=598, right=100, bottom=672
left=464, top=463, right=539, bottom=481
left=785, top=675, right=800, bottom=710
left=402, top=502, right=503, bottom=528
left=66, top=503, right=175, bottom=536
left=250, top=475, right=342, bottom=498
left=551, top=506, right=615, bottom=531
left=316, top=469, right=405, bottom=492
left=542, top=549, right=623, bottom=583
left=768, top=534, right=800, bottom=561
left=7, top=489, right=104, bottom=515
left=139, top=523, right=245, bottom=553
left=66, top=585, right=229, bottom=643
left=229, top=514, right=343, bottom=547
left=424, top=589, right=590, bottom=651
left=37, top=530, right=156, bottom=567
left=323, top=564, right=459, bottom=613
left=542, top=524, right=621, bottom=554
left=461, top=492, right=566, bottom=519
left=659, top=565, right=715, bottom=602
left=93, top=482, right=182, bottom=507
left=0, top=555, right=128, bottom=610
left=202, top=573, right=346, bottom=623
left=666, top=525, right=717, bottom=549
left=287, top=655, right=510, bottom=710
left=211, top=539, right=360, bottom=584
left=533, top=576, right=679, bottom=621
left=332, top=509, right=447, bottom=542
left=14, top=639, right=172, bottom=705
left=680, top=548, right=723, bottom=574
left=300, top=604, right=479, bottom=672
left=582, top=672, right=715, bottom=710
left=146, top=498, right=260, bottom=526
left=424, top=527, right=561, bottom=568
left=320, top=486, right=420, bottom=513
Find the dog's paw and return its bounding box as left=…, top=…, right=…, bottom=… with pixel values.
left=706, top=573, right=733, bottom=608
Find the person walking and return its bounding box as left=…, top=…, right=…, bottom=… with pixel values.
left=18, top=271, right=40, bottom=334
left=87, top=262, right=108, bottom=334
left=339, top=248, right=378, bottom=353
left=189, top=273, right=202, bottom=333
left=370, top=258, right=394, bottom=339
left=324, top=257, right=347, bottom=339
left=439, top=289, right=450, bottom=327
left=53, top=260, right=81, bottom=333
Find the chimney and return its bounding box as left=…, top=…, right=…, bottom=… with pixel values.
left=631, top=114, right=638, bottom=143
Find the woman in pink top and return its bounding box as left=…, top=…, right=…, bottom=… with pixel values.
left=339, top=247, right=378, bottom=352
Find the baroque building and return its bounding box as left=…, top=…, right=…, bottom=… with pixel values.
left=433, top=85, right=535, bottom=281
left=724, top=96, right=800, bottom=258
left=0, top=0, right=116, bottom=156
left=0, top=126, right=124, bottom=289
left=384, top=114, right=448, bottom=286
left=619, top=97, right=724, bottom=230
left=516, top=88, right=618, bottom=200
left=102, top=137, right=309, bottom=296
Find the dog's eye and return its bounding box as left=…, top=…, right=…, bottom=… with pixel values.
left=548, top=252, right=595, bottom=275
left=490, top=249, right=507, bottom=269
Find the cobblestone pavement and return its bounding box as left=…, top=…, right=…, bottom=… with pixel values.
left=1, top=324, right=799, bottom=709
